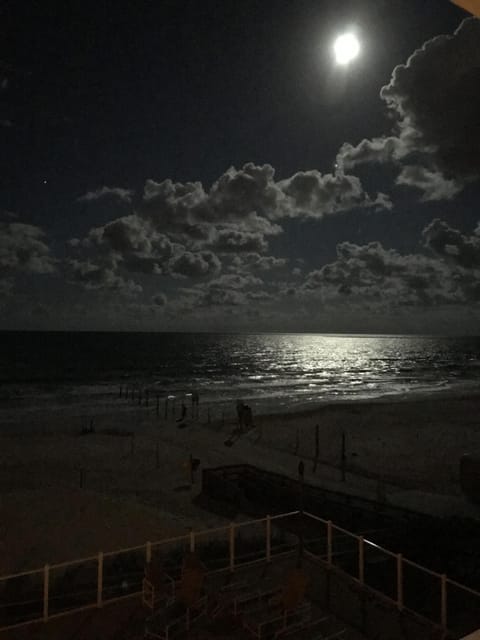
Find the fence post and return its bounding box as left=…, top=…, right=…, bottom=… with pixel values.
left=441, top=574, right=447, bottom=629
left=43, top=564, right=49, bottom=622
left=327, top=521, right=333, bottom=566
left=97, top=552, right=103, bottom=608
left=266, top=515, right=271, bottom=562
left=190, top=530, right=195, bottom=553
left=146, top=541, right=152, bottom=564
left=229, top=523, right=235, bottom=572
left=397, top=554, right=403, bottom=611
left=358, top=536, right=364, bottom=584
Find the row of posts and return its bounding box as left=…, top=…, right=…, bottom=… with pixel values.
left=39, top=517, right=449, bottom=630
left=118, top=385, right=205, bottom=421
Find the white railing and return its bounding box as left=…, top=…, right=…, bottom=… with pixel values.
left=0, top=510, right=479, bottom=636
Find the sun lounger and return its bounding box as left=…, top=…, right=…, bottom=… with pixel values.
left=241, top=568, right=311, bottom=639
left=145, top=553, right=207, bottom=639
left=274, top=615, right=346, bottom=639
left=142, top=560, right=175, bottom=610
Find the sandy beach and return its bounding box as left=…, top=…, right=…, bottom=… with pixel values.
left=1, top=390, right=480, bottom=573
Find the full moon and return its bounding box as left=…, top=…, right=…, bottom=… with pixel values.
left=333, top=33, right=360, bottom=65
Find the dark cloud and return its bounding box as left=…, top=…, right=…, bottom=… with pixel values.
left=77, top=186, right=134, bottom=203
left=212, top=229, right=269, bottom=253
left=230, top=253, right=287, bottom=272
left=279, top=170, right=392, bottom=218
left=337, top=18, right=480, bottom=198
left=169, top=250, right=221, bottom=278
left=177, top=273, right=265, bottom=310
left=302, top=220, right=480, bottom=307
left=395, top=166, right=462, bottom=201
left=84, top=214, right=175, bottom=275
left=423, top=218, right=480, bottom=268
left=70, top=160, right=391, bottom=295
left=151, top=293, right=167, bottom=306
left=0, top=278, right=14, bottom=297
left=67, top=259, right=142, bottom=296
left=0, top=223, right=56, bottom=275
left=142, top=163, right=389, bottom=231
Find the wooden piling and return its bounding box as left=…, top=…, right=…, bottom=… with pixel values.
left=341, top=431, right=346, bottom=482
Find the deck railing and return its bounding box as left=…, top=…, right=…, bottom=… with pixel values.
left=1, top=510, right=480, bottom=637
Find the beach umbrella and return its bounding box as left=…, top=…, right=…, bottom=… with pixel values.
left=451, top=0, right=480, bottom=16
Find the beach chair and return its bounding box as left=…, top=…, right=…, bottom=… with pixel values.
left=242, top=568, right=311, bottom=639
left=274, top=615, right=346, bottom=639
left=208, top=578, right=252, bottom=618
left=142, top=559, right=175, bottom=610
left=145, top=554, right=208, bottom=639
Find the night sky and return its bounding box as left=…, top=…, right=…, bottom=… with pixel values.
left=1, top=1, right=479, bottom=333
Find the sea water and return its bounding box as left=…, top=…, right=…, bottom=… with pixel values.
left=2, top=332, right=480, bottom=417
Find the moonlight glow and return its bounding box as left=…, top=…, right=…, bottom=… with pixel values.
left=334, top=33, right=360, bottom=65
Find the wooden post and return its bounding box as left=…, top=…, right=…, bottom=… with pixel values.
left=313, top=424, right=319, bottom=473
left=97, top=552, right=103, bottom=608
left=43, top=564, right=49, bottom=621
left=298, top=460, right=305, bottom=567
left=171, top=398, right=175, bottom=419
left=229, top=523, right=235, bottom=572
left=266, top=515, right=271, bottom=562
left=358, top=537, right=365, bottom=584
left=146, top=541, right=152, bottom=563
left=190, top=530, right=195, bottom=553
left=155, top=442, right=160, bottom=469
left=441, top=574, right=447, bottom=629
left=377, top=475, right=386, bottom=503
left=341, top=432, right=346, bottom=482
left=156, top=395, right=160, bottom=417
left=327, top=521, right=333, bottom=566
left=396, top=554, right=403, bottom=611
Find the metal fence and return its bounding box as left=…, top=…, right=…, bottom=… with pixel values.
left=1, top=510, right=480, bottom=637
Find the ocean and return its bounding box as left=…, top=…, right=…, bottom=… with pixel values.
left=2, top=332, right=480, bottom=417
